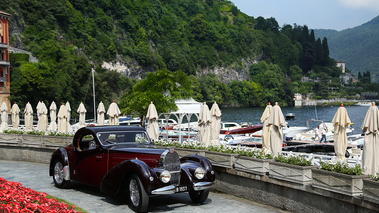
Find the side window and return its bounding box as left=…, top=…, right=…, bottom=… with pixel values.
left=135, top=133, right=149, bottom=143
left=79, top=134, right=95, bottom=151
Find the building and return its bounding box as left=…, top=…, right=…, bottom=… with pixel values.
left=336, top=60, right=346, bottom=73
left=0, top=11, right=11, bottom=111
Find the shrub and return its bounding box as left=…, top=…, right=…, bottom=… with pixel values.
left=274, top=155, right=312, bottom=166
left=3, top=129, right=24, bottom=134
left=320, top=161, right=363, bottom=175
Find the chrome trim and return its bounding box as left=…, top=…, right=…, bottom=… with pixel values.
left=151, top=185, right=176, bottom=195
left=63, top=165, right=70, bottom=181
left=193, top=182, right=214, bottom=191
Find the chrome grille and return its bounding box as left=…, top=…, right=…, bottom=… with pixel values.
left=160, top=150, right=181, bottom=185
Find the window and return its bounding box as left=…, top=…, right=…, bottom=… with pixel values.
left=97, top=131, right=150, bottom=146
left=78, top=134, right=96, bottom=151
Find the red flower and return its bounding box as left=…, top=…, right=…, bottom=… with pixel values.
left=0, top=177, right=80, bottom=212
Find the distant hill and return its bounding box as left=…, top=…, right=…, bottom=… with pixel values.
left=314, top=15, right=379, bottom=82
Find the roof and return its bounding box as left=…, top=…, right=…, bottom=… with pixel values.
left=172, top=98, right=202, bottom=114
left=77, top=125, right=146, bottom=134
left=0, top=11, right=11, bottom=17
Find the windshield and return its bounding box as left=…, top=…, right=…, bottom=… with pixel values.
left=97, top=131, right=151, bottom=146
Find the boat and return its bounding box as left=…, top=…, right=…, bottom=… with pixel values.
left=219, top=123, right=263, bottom=135
left=285, top=113, right=295, bottom=120
left=282, top=126, right=308, bottom=141
left=356, top=102, right=372, bottom=106
left=291, top=122, right=354, bottom=143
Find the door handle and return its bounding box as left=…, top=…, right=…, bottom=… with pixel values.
left=96, top=155, right=102, bottom=160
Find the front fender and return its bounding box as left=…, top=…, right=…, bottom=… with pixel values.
left=49, top=148, right=69, bottom=177
left=180, top=154, right=215, bottom=182
left=100, top=159, right=154, bottom=195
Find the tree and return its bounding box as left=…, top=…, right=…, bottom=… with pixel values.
left=118, top=70, right=192, bottom=126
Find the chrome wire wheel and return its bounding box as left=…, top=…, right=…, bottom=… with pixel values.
left=54, top=161, right=64, bottom=185
left=129, top=178, right=140, bottom=207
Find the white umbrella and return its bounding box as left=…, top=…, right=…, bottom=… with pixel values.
left=107, top=101, right=121, bottom=125
left=361, top=102, right=379, bottom=175
left=210, top=101, right=222, bottom=146
left=37, top=102, right=48, bottom=132
left=267, top=102, right=286, bottom=156
left=260, top=103, right=272, bottom=155
left=65, top=101, right=72, bottom=132
left=198, top=102, right=212, bottom=146
left=332, top=104, right=351, bottom=162
left=24, top=102, right=33, bottom=131
left=57, top=104, right=68, bottom=133
left=77, top=102, right=87, bottom=128
left=11, top=103, right=20, bottom=129
left=48, top=101, right=57, bottom=132
left=97, top=101, right=106, bottom=125
left=0, top=102, right=8, bottom=130
left=146, top=101, right=159, bottom=141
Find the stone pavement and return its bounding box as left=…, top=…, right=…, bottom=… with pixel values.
left=0, top=160, right=289, bottom=213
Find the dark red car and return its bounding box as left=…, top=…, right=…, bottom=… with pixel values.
left=49, top=126, right=215, bottom=212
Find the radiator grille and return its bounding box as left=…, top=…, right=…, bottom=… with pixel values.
left=160, top=150, right=181, bottom=185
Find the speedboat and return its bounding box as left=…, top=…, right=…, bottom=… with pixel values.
left=285, top=113, right=295, bottom=120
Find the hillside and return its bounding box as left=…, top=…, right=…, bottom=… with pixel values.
left=1, top=0, right=341, bottom=111
left=314, top=15, right=379, bottom=82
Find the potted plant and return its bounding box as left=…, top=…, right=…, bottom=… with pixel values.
left=269, top=154, right=318, bottom=184
left=311, top=161, right=369, bottom=196
left=233, top=148, right=273, bottom=175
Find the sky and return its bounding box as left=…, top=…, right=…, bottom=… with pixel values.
left=232, top=0, right=379, bottom=31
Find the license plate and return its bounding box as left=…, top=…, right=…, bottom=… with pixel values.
left=175, top=186, right=188, bottom=192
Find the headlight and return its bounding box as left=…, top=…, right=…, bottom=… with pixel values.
left=160, top=170, right=171, bottom=183
left=194, top=167, right=205, bottom=180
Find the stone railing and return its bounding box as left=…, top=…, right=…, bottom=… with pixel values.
left=0, top=134, right=378, bottom=213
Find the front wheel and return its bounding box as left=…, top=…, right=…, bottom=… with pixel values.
left=189, top=189, right=209, bottom=203
left=128, top=175, right=149, bottom=212
left=53, top=160, right=69, bottom=188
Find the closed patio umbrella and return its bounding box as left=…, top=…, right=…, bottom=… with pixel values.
left=261, top=102, right=272, bottom=155
left=107, top=101, right=121, bottom=125
left=77, top=102, right=87, bottom=128
left=210, top=102, right=222, bottom=146
left=66, top=101, right=72, bottom=132
left=146, top=101, right=159, bottom=141
left=11, top=103, right=20, bottom=130
left=361, top=102, right=379, bottom=175
left=37, top=102, right=48, bottom=132
left=57, top=103, right=68, bottom=133
left=48, top=101, right=57, bottom=132
left=267, top=102, right=286, bottom=156
left=97, top=101, right=106, bottom=125
left=0, top=102, right=8, bottom=130
left=24, top=102, right=33, bottom=131
left=332, top=104, right=351, bottom=162
left=198, top=102, right=212, bottom=146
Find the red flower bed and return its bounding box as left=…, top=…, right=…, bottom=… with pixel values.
left=0, top=177, right=79, bottom=212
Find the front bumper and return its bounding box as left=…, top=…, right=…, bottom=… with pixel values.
left=151, top=182, right=214, bottom=195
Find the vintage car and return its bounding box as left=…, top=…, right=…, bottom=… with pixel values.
left=49, top=126, right=215, bottom=212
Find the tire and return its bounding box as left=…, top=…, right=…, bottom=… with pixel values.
left=128, top=175, right=149, bottom=212
left=189, top=189, right=209, bottom=203
left=53, top=160, right=69, bottom=188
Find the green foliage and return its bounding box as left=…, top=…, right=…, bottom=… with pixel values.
left=274, top=155, right=312, bottom=166
left=48, top=131, right=74, bottom=137
left=9, top=53, right=29, bottom=63
left=25, top=130, right=45, bottom=135
left=320, top=161, right=363, bottom=175
left=4, top=0, right=344, bottom=108
left=3, top=129, right=24, bottom=134
left=119, top=69, right=192, bottom=120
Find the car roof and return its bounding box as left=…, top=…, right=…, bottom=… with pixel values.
left=78, top=125, right=146, bottom=134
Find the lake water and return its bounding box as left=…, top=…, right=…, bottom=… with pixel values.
left=220, top=105, right=370, bottom=135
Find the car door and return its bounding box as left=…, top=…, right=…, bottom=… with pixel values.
left=71, top=131, right=109, bottom=187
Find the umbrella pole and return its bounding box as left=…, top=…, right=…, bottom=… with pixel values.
left=92, top=67, right=96, bottom=123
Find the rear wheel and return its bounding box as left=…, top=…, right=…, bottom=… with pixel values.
left=189, top=189, right=209, bottom=203
left=53, top=160, right=69, bottom=188
left=128, top=175, right=149, bottom=212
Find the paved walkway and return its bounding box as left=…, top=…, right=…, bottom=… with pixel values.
left=0, top=160, right=288, bottom=213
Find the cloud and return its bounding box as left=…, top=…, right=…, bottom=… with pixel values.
left=337, top=0, right=379, bottom=11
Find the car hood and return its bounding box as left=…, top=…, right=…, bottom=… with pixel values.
left=110, top=147, right=168, bottom=155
